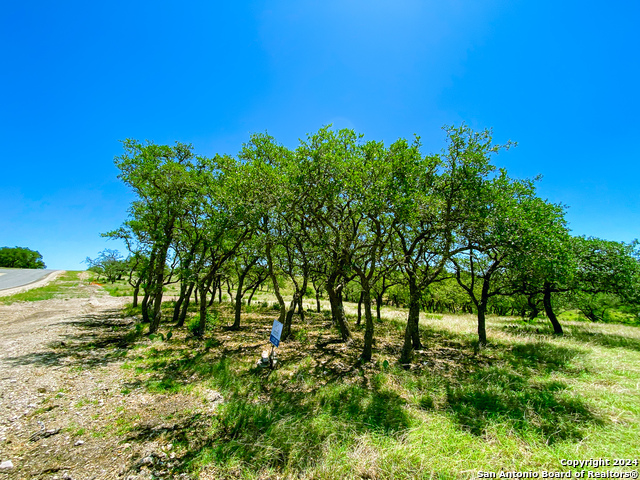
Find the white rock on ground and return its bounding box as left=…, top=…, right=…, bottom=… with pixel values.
left=0, top=460, right=14, bottom=469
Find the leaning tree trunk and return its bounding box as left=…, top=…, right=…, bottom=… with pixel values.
left=132, top=276, right=143, bottom=308
left=247, top=282, right=260, bottom=306
left=172, top=282, right=188, bottom=324
left=326, top=281, right=351, bottom=342
left=176, top=282, right=195, bottom=327
left=543, top=283, right=563, bottom=335
left=141, top=290, right=151, bottom=323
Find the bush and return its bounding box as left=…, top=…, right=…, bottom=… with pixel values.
left=188, top=311, right=220, bottom=334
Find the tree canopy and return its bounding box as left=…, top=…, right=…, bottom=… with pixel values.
left=0, top=247, right=46, bottom=269
left=104, top=124, right=640, bottom=361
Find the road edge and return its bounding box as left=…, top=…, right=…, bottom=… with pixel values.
left=0, top=270, right=66, bottom=297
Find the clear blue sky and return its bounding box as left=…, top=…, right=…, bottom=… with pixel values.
left=1, top=1, right=638, bottom=269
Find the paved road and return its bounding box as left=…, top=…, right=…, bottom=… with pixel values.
left=0, top=269, right=58, bottom=291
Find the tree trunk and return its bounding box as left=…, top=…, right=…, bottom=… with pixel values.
left=316, top=290, right=321, bottom=313
left=477, top=300, right=487, bottom=346
left=141, top=291, right=151, bottom=323
left=326, top=282, right=351, bottom=341
left=195, top=276, right=214, bottom=337
left=282, top=293, right=297, bottom=340
left=376, top=293, right=383, bottom=322
left=132, top=276, right=143, bottom=308
left=231, top=270, right=249, bottom=330
left=226, top=279, right=234, bottom=305
left=357, top=291, right=363, bottom=326
left=177, top=282, right=194, bottom=327
left=149, top=243, right=170, bottom=334
left=196, top=281, right=208, bottom=337
left=543, top=283, right=563, bottom=335
left=172, top=282, right=187, bottom=324
left=361, top=287, right=375, bottom=362
left=297, top=295, right=305, bottom=323
left=265, top=243, right=286, bottom=325
left=400, top=274, right=421, bottom=363
left=247, top=283, right=260, bottom=306
left=475, top=274, right=492, bottom=347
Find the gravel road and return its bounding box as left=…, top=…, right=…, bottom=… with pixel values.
left=0, top=275, right=201, bottom=479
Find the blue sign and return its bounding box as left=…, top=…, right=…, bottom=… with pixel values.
left=270, top=320, right=283, bottom=347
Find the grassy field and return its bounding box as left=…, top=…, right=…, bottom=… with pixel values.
left=5, top=274, right=639, bottom=478
left=113, top=299, right=640, bottom=479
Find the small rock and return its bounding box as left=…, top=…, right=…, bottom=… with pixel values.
left=138, top=455, right=155, bottom=466
left=74, top=440, right=84, bottom=446
left=27, top=403, right=37, bottom=408
left=0, top=460, right=14, bottom=470
left=37, top=387, right=47, bottom=393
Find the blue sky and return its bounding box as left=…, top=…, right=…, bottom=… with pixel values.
left=1, top=1, right=638, bottom=269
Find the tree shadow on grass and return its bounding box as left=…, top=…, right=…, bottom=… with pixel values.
left=411, top=323, right=604, bottom=444
left=117, top=306, right=609, bottom=474
left=122, top=366, right=409, bottom=475
left=444, top=367, right=603, bottom=443
left=123, top=312, right=411, bottom=475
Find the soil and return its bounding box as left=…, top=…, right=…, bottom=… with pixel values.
left=0, top=276, right=208, bottom=480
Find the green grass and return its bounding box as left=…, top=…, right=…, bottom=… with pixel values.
left=100, top=277, right=182, bottom=298
left=0, top=271, right=87, bottom=304
left=558, top=308, right=639, bottom=325
left=108, top=303, right=640, bottom=479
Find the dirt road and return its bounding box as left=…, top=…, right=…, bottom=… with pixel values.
left=0, top=279, right=199, bottom=479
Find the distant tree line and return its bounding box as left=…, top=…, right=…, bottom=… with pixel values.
left=103, top=124, right=640, bottom=363
left=0, top=247, right=46, bottom=269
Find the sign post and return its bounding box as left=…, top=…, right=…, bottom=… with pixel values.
left=259, top=320, right=283, bottom=369
left=270, top=320, right=283, bottom=347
